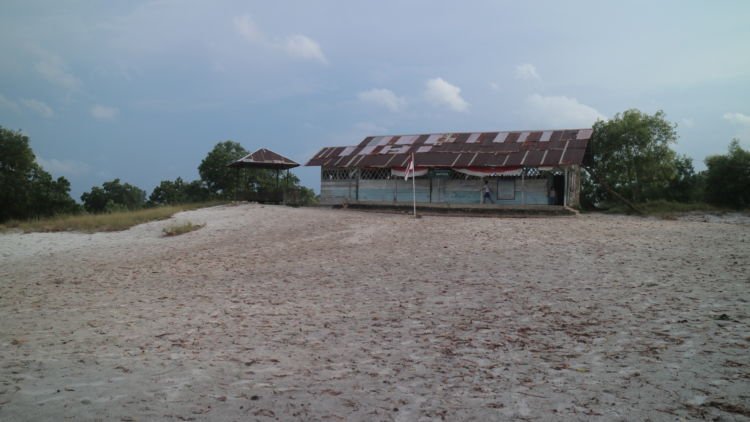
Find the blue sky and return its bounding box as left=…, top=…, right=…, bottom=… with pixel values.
left=1, top=0, right=749, bottom=199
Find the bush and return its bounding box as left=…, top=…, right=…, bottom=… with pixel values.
left=162, top=221, right=205, bottom=237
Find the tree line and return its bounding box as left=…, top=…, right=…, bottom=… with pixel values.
left=583, top=109, right=749, bottom=210
left=1, top=113, right=749, bottom=222
left=0, top=129, right=314, bottom=222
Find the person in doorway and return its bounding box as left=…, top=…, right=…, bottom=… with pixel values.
left=548, top=187, right=558, bottom=205
left=481, top=180, right=494, bottom=204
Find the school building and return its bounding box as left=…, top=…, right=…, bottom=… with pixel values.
left=305, top=129, right=592, bottom=208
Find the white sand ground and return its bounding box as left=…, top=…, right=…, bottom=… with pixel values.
left=0, top=204, right=748, bottom=421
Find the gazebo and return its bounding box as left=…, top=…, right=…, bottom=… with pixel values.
left=227, top=148, right=300, bottom=204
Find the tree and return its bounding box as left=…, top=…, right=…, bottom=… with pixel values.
left=183, top=180, right=211, bottom=203
left=27, top=169, right=80, bottom=217
left=0, top=126, right=79, bottom=221
left=148, top=177, right=210, bottom=205
left=704, top=139, right=750, bottom=209
left=81, top=179, right=146, bottom=213
left=198, top=141, right=248, bottom=198
left=664, top=155, right=705, bottom=203
left=149, top=177, right=188, bottom=205
left=586, top=109, right=678, bottom=205
left=0, top=127, right=36, bottom=221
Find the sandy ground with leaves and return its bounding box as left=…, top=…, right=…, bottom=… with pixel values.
left=1, top=204, right=749, bottom=421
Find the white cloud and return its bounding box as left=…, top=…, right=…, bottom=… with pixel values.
left=233, top=15, right=265, bottom=44
left=681, top=118, right=695, bottom=128
left=515, top=63, right=540, bottom=81
left=424, top=77, right=469, bottom=112
left=20, top=98, right=54, bottom=118
left=90, top=104, right=119, bottom=120
left=233, top=15, right=327, bottom=63
left=37, top=157, right=90, bottom=176
left=525, top=94, right=605, bottom=127
left=723, top=112, right=750, bottom=126
left=0, top=94, right=20, bottom=111
left=489, top=82, right=501, bottom=92
left=283, top=35, right=327, bottom=63
left=34, top=51, right=81, bottom=91
left=358, top=88, right=406, bottom=112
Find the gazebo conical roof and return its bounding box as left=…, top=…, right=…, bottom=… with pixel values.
left=227, top=148, right=300, bottom=170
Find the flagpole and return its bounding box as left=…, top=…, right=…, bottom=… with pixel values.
left=412, top=153, right=416, bottom=218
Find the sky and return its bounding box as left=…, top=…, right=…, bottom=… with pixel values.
left=1, top=0, right=749, bottom=199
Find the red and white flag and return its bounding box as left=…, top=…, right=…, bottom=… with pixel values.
left=404, top=153, right=415, bottom=181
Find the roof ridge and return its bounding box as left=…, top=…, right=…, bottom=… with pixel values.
left=360, top=128, right=591, bottom=138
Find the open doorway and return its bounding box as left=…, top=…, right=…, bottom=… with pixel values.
left=552, top=174, right=565, bottom=205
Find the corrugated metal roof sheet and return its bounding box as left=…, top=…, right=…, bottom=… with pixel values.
left=305, top=128, right=591, bottom=168
left=229, top=148, right=300, bottom=169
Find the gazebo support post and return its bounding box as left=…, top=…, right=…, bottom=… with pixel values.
left=275, top=169, right=280, bottom=203
left=234, top=167, right=240, bottom=203
left=284, top=169, right=290, bottom=205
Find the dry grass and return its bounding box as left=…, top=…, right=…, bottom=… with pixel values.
left=0, top=202, right=223, bottom=233
left=162, top=221, right=205, bottom=237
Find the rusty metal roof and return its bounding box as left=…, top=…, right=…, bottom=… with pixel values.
left=305, top=129, right=592, bottom=168
left=228, top=148, right=300, bottom=170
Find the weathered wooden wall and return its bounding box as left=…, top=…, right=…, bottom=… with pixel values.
left=566, top=166, right=581, bottom=208
left=320, top=175, right=555, bottom=205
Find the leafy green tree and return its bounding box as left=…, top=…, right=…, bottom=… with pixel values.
left=704, top=139, right=750, bottom=209
left=664, top=155, right=705, bottom=203
left=198, top=141, right=248, bottom=198
left=27, top=169, right=80, bottom=216
left=81, top=179, right=146, bottom=213
left=149, top=177, right=188, bottom=205
left=0, top=126, right=79, bottom=221
left=586, top=109, right=678, bottom=205
left=183, top=180, right=211, bottom=203
left=149, top=178, right=211, bottom=205
left=0, top=127, right=36, bottom=221
left=80, top=186, right=108, bottom=213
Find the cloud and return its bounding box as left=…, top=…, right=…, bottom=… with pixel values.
left=723, top=112, right=750, bottom=126
left=424, top=78, right=469, bottom=112
left=358, top=88, right=406, bottom=112
left=233, top=14, right=327, bottom=63
left=20, top=98, right=54, bottom=118
left=681, top=118, right=695, bottom=128
left=90, top=104, right=119, bottom=120
left=283, top=35, right=327, bottom=63
left=0, top=94, right=20, bottom=111
left=515, top=63, right=540, bottom=81
left=34, top=51, right=81, bottom=91
left=525, top=94, right=605, bottom=127
left=36, top=157, right=90, bottom=176
left=233, top=15, right=265, bottom=44
left=489, top=82, right=501, bottom=92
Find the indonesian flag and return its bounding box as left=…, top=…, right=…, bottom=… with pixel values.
left=404, top=153, right=415, bottom=180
